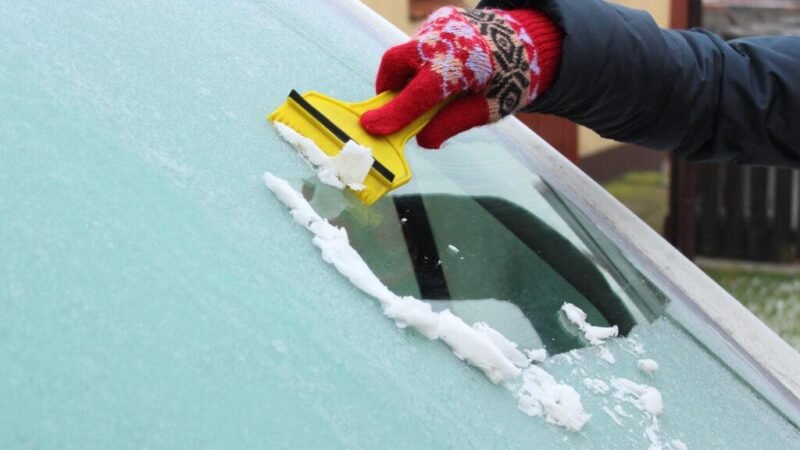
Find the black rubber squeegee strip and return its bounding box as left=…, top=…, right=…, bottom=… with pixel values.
left=288, top=90, right=395, bottom=183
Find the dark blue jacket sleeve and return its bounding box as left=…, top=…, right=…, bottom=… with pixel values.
left=478, top=0, right=800, bottom=167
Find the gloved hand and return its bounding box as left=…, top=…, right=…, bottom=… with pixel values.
left=360, top=6, right=563, bottom=149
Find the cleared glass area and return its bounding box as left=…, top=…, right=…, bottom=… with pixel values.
left=313, top=138, right=664, bottom=354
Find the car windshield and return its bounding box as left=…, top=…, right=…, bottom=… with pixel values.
left=2, top=0, right=799, bottom=447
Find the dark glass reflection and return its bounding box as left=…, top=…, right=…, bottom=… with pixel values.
left=304, top=179, right=665, bottom=355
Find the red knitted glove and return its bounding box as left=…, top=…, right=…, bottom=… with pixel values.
left=360, top=7, right=563, bottom=149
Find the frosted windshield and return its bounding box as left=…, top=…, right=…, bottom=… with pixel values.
left=1, top=0, right=798, bottom=448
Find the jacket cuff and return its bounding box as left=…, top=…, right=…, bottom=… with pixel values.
left=480, top=0, right=689, bottom=152
left=504, top=8, right=564, bottom=97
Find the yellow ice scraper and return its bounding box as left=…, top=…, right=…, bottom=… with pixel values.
left=268, top=90, right=444, bottom=205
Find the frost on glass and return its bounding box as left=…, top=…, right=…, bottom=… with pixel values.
left=1, top=0, right=799, bottom=448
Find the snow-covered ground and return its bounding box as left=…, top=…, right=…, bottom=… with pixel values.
left=705, top=268, right=800, bottom=351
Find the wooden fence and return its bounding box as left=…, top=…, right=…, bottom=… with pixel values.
left=695, top=163, right=800, bottom=262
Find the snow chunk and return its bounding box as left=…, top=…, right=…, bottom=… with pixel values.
left=516, top=366, right=591, bottom=431
left=598, top=346, right=616, bottom=364
left=670, top=439, right=688, bottom=450
left=264, top=172, right=520, bottom=384
left=272, top=121, right=373, bottom=191
left=646, top=422, right=663, bottom=450
left=561, top=302, right=619, bottom=345
left=382, top=297, right=440, bottom=338
left=582, top=378, right=610, bottom=394
left=609, top=378, right=668, bottom=448
left=474, top=322, right=530, bottom=368
left=272, top=121, right=341, bottom=188
left=638, top=358, right=659, bottom=375
left=331, top=141, right=373, bottom=190
left=434, top=312, right=522, bottom=382
left=610, top=378, right=663, bottom=417
left=525, top=348, right=548, bottom=363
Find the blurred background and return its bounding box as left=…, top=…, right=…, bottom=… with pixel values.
left=360, top=0, right=800, bottom=350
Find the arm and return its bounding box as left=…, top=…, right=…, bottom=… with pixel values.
left=480, top=0, right=800, bottom=166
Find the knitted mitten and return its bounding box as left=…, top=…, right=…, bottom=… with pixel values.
left=360, top=6, right=563, bottom=149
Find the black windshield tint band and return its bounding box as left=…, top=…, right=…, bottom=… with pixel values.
left=393, top=195, right=451, bottom=300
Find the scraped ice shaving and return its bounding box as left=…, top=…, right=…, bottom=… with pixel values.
left=474, top=322, right=530, bottom=368
left=272, top=121, right=373, bottom=191
left=621, top=335, right=646, bottom=356
left=331, top=141, right=373, bottom=190
left=264, top=172, right=518, bottom=383
left=607, top=377, right=672, bottom=449
left=265, top=172, right=591, bottom=432
left=614, top=404, right=630, bottom=418
left=272, top=121, right=340, bottom=187
left=602, top=406, right=623, bottom=426
left=582, top=378, right=610, bottom=394
left=638, top=359, right=659, bottom=375
left=598, top=346, right=616, bottom=364
left=525, top=348, right=548, bottom=363
left=610, top=378, right=663, bottom=417
left=516, top=366, right=591, bottom=431
left=430, top=311, right=524, bottom=381
left=670, top=439, right=688, bottom=450
left=645, top=422, right=687, bottom=450
left=561, top=303, right=619, bottom=345
left=646, top=422, right=664, bottom=449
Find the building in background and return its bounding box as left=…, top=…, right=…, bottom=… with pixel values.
left=704, top=0, right=800, bottom=37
